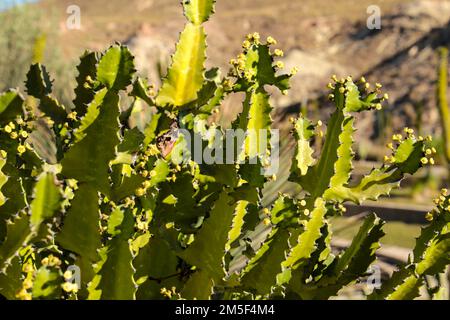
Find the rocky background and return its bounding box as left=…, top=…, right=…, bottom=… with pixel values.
left=35, top=0, right=450, bottom=154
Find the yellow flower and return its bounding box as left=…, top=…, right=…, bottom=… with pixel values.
left=266, top=36, right=277, bottom=45
left=135, top=188, right=146, bottom=197
left=275, top=61, right=284, bottom=69
left=160, top=287, right=173, bottom=299
left=67, top=112, right=77, bottom=120
left=143, top=180, right=151, bottom=189
left=274, top=49, right=284, bottom=57
left=63, top=271, right=73, bottom=280
left=62, top=282, right=76, bottom=293
left=17, top=145, right=26, bottom=154
left=242, top=40, right=251, bottom=49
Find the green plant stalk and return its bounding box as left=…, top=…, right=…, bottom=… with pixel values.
left=437, top=47, right=450, bottom=168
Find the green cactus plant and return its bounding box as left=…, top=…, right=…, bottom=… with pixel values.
left=0, top=0, right=448, bottom=300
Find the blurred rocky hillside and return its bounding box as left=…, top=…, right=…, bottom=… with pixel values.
left=36, top=0, right=450, bottom=147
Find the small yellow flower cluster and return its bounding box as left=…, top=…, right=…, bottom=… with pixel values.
left=16, top=262, right=35, bottom=300
left=147, top=144, right=160, bottom=157
left=275, top=61, right=284, bottom=69
left=168, top=173, right=177, bottom=183
left=426, top=189, right=450, bottom=221
left=246, top=32, right=261, bottom=44
left=290, top=67, right=299, bottom=76
left=160, top=286, right=179, bottom=299
left=230, top=50, right=251, bottom=80
left=83, top=75, right=95, bottom=89
left=41, top=255, right=62, bottom=267
left=165, top=222, right=175, bottom=229
left=262, top=207, right=272, bottom=226
left=337, top=203, right=347, bottom=213
left=2, top=118, right=32, bottom=155
left=222, top=78, right=233, bottom=91
left=122, top=197, right=135, bottom=209
left=274, top=49, right=284, bottom=57
left=326, top=75, right=388, bottom=111
left=383, top=129, right=434, bottom=166
left=62, top=281, right=79, bottom=293
left=266, top=36, right=277, bottom=45
left=133, top=143, right=165, bottom=197
left=136, top=216, right=148, bottom=232
left=135, top=187, right=146, bottom=197
left=230, top=34, right=287, bottom=81
left=67, top=111, right=78, bottom=121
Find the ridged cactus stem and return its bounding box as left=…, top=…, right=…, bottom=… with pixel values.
left=437, top=47, right=450, bottom=170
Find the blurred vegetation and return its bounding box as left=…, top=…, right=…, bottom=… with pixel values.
left=332, top=217, right=422, bottom=249
left=0, top=3, right=74, bottom=107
